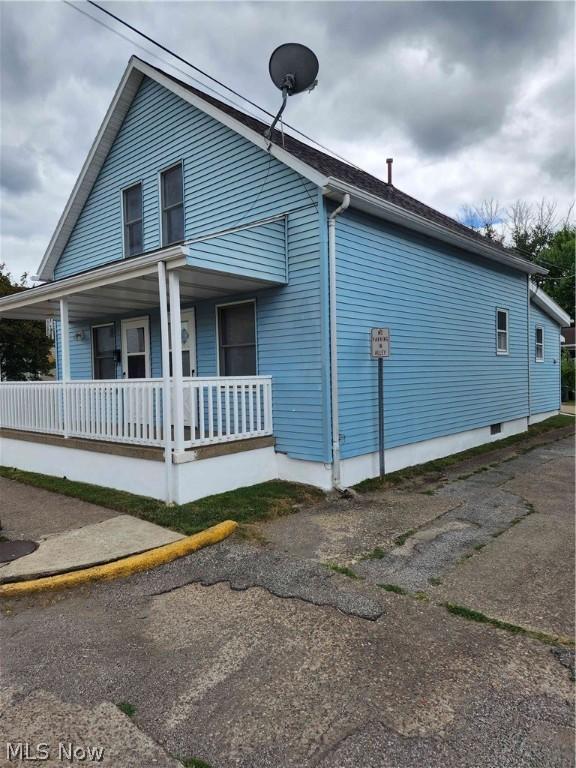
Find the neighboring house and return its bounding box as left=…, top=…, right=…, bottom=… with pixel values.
left=562, top=326, right=575, bottom=359
left=0, top=57, right=571, bottom=503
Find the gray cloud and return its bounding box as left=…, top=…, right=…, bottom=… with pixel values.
left=0, top=0, right=573, bottom=277
left=0, top=147, right=42, bottom=195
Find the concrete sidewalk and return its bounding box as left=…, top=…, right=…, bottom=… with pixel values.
left=0, top=477, right=183, bottom=582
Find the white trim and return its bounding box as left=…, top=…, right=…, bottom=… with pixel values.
left=36, top=57, right=326, bottom=281
left=529, top=281, right=572, bottom=326
left=120, top=316, right=151, bottom=378
left=159, top=159, right=185, bottom=248
left=528, top=409, right=560, bottom=425
left=535, top=324, right=544, bottom=362
left=323, top=181, right=547, bottom=276
left=496, top=307, right=509, bottom=355
left=121, top=180, right=144, bottom=259
left=215, top=298, right=258, bottom=376
left=338, top=417, right=529, bottom=487
left=0, top=245, right=189, bottom=317
left=36, top=54, right=542, bottom=284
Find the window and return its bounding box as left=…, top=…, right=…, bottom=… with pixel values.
left=496, top=309, right=509, bottom=354
left=535, top=326, right=544, bottom=361
left=122, top=183, right=143, bottom=257
left=218, top=302, right=256, bottom=376
left=161, top=163, right=184, bottom=246
left=92, top=324, right=116, bottom=379
left=490, top=423, right=502, bottom=435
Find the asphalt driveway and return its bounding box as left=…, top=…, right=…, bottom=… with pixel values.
left=1, top=431, right=574, bottom=767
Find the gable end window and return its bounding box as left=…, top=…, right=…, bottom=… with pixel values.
left=496, top=309, right=509, bottom=355
left=122, top=183, right=143, bottom=257
left=218, top=302, right=256, bottom=376
left=535, top=326, right=544, bottom=361
left=161, top=163, right=184, bottom=246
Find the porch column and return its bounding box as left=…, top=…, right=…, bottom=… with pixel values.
left=158, top=262, right=174, bottom=505
left=168, top=270, right=185, bottom=453
left=59, top=297, right=70, bottom=438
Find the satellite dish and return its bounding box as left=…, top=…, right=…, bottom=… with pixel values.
left=269, top=43, right=319, bottom=96
left=264, top=43, right=319, bottom=139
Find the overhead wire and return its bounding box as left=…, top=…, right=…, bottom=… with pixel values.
left=76, top=0, right=367, bottom=172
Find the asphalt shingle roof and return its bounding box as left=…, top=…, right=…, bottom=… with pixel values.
left=153, top=62, right=517, bottom=258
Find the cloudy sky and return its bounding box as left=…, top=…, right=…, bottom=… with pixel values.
left=1, top=0, right=574, bottom=279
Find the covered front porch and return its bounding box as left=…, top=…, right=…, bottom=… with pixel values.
left=0, top=244, right=280, bottom=502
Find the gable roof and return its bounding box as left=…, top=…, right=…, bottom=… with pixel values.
left=529, top=282, right=572, bottom=326
left=36, top=56, right=546, bottom=281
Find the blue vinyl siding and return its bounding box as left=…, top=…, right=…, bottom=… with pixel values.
left=53, top=75, right=327, bottom=462
left=530, top=302, right=561, bottom=414
left=335, top=210, right=529, bottom=459
left=54, top=77, right=313, bottom=282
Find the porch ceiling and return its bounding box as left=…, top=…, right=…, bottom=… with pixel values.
left=0, top=247, right=281, bottom=322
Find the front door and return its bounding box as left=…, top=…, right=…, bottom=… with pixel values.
left=170, top=309, right=197, bottom=377
left=121, top=316, right=151, bottom=378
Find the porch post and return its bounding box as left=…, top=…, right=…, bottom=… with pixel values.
left=168, top=270, right=185, bottom=453
left=59, top=297, right=70, bottom=438
left=158, top=262, right=174, bottom=504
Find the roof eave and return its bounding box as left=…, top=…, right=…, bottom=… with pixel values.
left=36, top=56, right=329, bottom=281
left=323, top=180, right=548, bottom=277
left=529, top=282, right=572, bottom=326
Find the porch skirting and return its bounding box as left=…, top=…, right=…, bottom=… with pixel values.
left=0, top=430, right=277, bottom=505
left=0, top=414, right=543, bottom=503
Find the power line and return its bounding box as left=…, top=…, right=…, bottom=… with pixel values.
left=78, top=0, right=366, bottom=171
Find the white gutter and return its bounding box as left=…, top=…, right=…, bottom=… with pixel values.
left=328, top=193, right=350, bottom=490
left=529, top=281, right=572, bottom=326
left=323, top=180, right=548, bottom=277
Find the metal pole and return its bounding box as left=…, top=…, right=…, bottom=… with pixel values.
left=378, top=357, right=385, bottom=478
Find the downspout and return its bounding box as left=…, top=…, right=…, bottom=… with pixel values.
left=328, top=193, right=350, bottom=489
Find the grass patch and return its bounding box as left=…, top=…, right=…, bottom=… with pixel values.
left=354, top=415, right=574, bottom=493
left=181, top=759, right=213, bottom=768
left=117, top=702, right=136, bottom=717
left=361, top=547, right=387, bottom=560
left=394, top=528, right=417, bottom=546
left=443, top=603, right=574, bottom=647
left=0, top=467, right=324, bottom=536
left=327, top=563, right=361, bottom=580
left=378, top=583, right=407, bottom=594
left=428, top=576, right=442, bottom=586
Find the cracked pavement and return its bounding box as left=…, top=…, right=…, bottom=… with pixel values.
left=1, top=430, right=574, bottom=767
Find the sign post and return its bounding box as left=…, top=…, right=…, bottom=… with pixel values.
left=371, top=328, right=390, bottom=478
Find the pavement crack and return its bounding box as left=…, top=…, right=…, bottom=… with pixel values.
left=147, top=576, right=385, bottom=621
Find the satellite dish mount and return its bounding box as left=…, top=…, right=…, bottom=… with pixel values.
left=265, top=43, right=319, bottom=139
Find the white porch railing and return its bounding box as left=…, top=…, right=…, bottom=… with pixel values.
left=0, top=376, right=273, bottom=449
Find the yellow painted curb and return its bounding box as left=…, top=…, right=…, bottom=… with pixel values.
left=0, top=520, right=238, bottom=598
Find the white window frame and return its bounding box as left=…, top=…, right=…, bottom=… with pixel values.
left=496, top=308, right=509, bottom=355
left=215, top=299, right=258, bottom=376
left=120, top=316, right=151, bottom=379
left=535, top=325, right=544, bottom=362
left=121, top=181, right=144, bottom=258
left=159, top=161, right=185, bottom=248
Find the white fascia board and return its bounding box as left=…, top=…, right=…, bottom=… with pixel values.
left=323, top=180, right=548, bottom=277
left=37, top=65, right=145, bottom=281
left=133, top=58, right=328, bottom=188
left=529, top=281, right=572, bottom=326
left=0, top=247, right=188, bottom=314
left=36, top=57, right=328, bottom=282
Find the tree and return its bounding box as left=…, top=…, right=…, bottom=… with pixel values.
left=0, top=264, right=53, bottom=381
left=532, top=225, right=575, bottom=320
left=460, top=198, right=575, bottom=319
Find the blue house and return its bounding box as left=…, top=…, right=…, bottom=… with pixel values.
left=0, top=57, right=570, bottom=502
